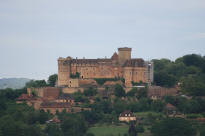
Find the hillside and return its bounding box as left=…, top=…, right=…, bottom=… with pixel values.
left=0, top=78, right=31, bottom=89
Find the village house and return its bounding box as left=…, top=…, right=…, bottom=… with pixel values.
left=119, top=111, right=136, bottom=122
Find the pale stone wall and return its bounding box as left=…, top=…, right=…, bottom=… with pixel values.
left=58, top=57, right=71, bottom=86
left=62, top=87, right=84, bottom=94
left=119, top=117, right=136, bottom=122
left=118, top=48, right=131, bottom=65
left=68, top=79, right=79, bottom=88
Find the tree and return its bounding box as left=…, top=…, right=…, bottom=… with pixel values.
left=48, top=74, right=58, bottom=87
left=151, top=118, right=196, bottom=136
left=128, top=123, right=137, bottom=136
left=180, top=76, right=205, bottom=96
left=135, top=125, right=144, bottom=134
left=136, top=88, right=147, bottom=99
left=151, top=100, right=165, bottom=112
left=26, top=80, right=47, bottom=88
left=127, top=88, right=137, bottom=97
left=84, top=87, right=97, bottom=96
left=61, top=115, right=87, bottom=136
left=154, top=71, right=176, bottom=87
left=114, top=84, right=125, bottom=97
left=45, top=124, right=63, bottom=136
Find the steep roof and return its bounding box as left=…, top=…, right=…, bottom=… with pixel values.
left=166, top=103, right=177, bottom=110
left=123, top=59, right=145, bottom=67
left=119, top=111, right=135, bottom=117
left=111, top=52, right=118, bottom=60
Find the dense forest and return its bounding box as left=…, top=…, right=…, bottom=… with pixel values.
left=1, top=54, right=205, bottom=136
left=153, top=54, right=205, bottom=96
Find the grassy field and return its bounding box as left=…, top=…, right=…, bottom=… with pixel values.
left=88, top=125, right=129, bottom=136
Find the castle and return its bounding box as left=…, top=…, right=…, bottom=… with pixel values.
left=57, top=47, right=153, bottom=88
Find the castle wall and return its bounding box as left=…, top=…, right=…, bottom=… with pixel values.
left=57, top=48, right=153, bottom=87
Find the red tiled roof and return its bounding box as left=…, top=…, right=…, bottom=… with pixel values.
left=111, top=52, right=118, bottom=60
left=166, top=103, right=176, bottom=109
left=40, top=102, right=71, bottom=108
left=17, top=94, right=34, bottom=100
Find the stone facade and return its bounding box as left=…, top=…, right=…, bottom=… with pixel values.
left=58, top=47, right=153, bottom=87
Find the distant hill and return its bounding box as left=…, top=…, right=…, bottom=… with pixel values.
left=0, top=78, right=31, bottom=89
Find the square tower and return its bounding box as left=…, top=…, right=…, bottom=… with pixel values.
left=118, top=47, right=132, bottom=65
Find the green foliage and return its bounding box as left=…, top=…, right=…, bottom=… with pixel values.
left=86, top=133, right=95, bottom=136
left=180, top=75, right=205, bottom=96
left=84, top=87, right=97, bottom=96
left=126, top=88, right=137, bottom=97
left=114, top=84, right=125, bottom=97
left=186, top=113, right=203, bottom=119
left=26, top=80, right=47, bottom=88
left=151, top=118, right=196, bottom=136
left=45, top=124, right=63, bottom=136
left=153, top=54, right=205, bottom=89
left=136, top=88, right=148, bottom=99
left=73, top=91, right=89, bottom=103
left=131, top=81, right=146, bottom=86
left=70, top=72, right=80, bottom=78
left=61, top=114, right=88, bottom=136
left=154, top=71, right=177, bottom=87
left=88, top=125, right=128, bottom=136
left=94, top=78, right=124, bottom=85
left=151, top=100, right=165, bottom=112
left=135, top=124, right=144, bottom=133
left=47, top=74, right=58, bottom=87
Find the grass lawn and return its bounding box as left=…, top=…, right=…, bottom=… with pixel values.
left=134, top=111, right=165, bottom=117
left=88, top=125, right=129, bottom=136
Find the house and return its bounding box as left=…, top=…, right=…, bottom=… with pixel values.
left=165, top=103, right=177, bottom=117
left=119, top=111, right=136, bottom=122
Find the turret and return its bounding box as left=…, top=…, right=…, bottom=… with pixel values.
left=118, top=47, right=132, bottom=65
left=57, top=57, right=71, bottom=87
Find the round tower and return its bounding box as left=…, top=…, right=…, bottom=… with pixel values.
left=118, top=47, right=132, bottom=65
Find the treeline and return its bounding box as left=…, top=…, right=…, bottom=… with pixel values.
left=153, top=54, right=205, bottom=96
left=25, top=74, right=58, bottom=88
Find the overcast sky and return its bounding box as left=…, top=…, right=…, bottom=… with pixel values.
left=0, top=0, right=205, bottom=80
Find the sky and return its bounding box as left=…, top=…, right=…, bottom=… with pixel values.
left=0, top=0, right=205, bottom=80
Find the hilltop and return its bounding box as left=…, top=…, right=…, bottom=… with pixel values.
left=0, top=78, right=31, bottom=89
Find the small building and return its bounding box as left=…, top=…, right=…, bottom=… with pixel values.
left=40, top=102, right=71, bottom=114
left=119, top=111, right=136, bottom=122
left=165, top=103, right=177, bottom=117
